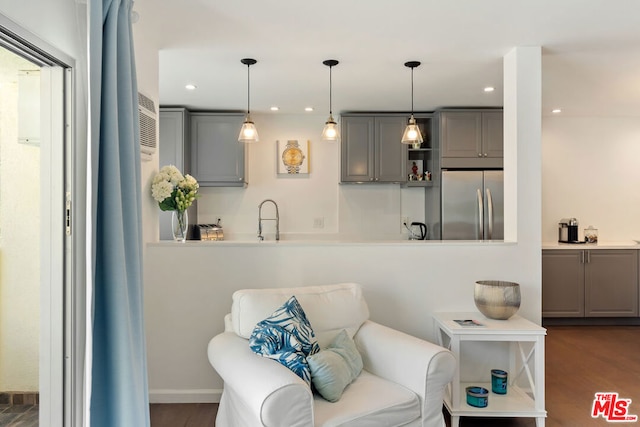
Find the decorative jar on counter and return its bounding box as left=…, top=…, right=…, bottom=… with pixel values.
left=584, top=226, right=598, bottom=244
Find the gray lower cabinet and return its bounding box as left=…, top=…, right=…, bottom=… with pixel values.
left=542, top=250, right=585, bottom=317
left=190, top=113, right=246, bottom=186
left=159, top=107, right=197, bottom=239
left=341, top=115, right=407, bottom=183
left=542, top=249, right=639, bottom=318
left=439, top=110, right=503, bottom=168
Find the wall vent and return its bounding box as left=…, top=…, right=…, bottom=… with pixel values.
left=138, top=92, right=157, bottom=161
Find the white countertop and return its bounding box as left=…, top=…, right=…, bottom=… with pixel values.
left=148, top=236, right=518, bottom=248
left=542, top=241, right=640, bottom=250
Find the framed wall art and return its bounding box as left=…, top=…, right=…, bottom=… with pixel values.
left=277, top=139, right=309, bottom=175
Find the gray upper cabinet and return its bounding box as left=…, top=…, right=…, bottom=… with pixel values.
left=439, top=110, right=503, bottom=168
left=542, top=249, right=639, bottom=318
left=190, top=113, right=246, bottom=186
left=341, top=115, right=407, bottom=183
left=159, top=107, right=196, bottom=239
left=160, top=108, right=191, bottom=172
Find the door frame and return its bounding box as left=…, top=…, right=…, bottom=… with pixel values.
left=0, top=14, right=82, bottom=427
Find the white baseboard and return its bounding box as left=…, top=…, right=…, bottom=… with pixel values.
left=149, top=389, right=222, bottom=404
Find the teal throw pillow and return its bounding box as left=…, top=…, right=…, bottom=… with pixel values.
left=249, top=295, right=320, bottom=385
left=307, top=329, right=363, bottom=402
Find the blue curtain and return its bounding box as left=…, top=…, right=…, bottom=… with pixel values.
left=89, top=0, right=149, bottom=425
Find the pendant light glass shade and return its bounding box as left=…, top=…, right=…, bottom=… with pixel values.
left=322, top=114, right=338, bottom=141
left=401, top=115, right=423, bottom=148
left=239, top=58, right=259, bottom=143
left=239, top=115, right=258, bottom=143
left=322, top=59, right=339, bottom=141
left=401, top=61, right=423, bottom=148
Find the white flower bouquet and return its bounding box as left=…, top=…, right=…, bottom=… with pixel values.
left=151, top=165, right=199, bottom=212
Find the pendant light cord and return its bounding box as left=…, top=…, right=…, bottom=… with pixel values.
left=246, top=63, right=251, bottom=115
left=410, top=66, right=414, bottom=115
left=329, top=64, right=333, bottom=115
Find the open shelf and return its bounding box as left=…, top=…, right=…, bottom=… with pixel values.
left=444, top=382, right=543, bottom=418
left=402, top=181, right=434, bottom=188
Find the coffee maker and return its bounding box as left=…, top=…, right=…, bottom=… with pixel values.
left=558, top=218, right=580, bottom=243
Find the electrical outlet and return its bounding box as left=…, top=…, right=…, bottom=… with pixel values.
left=313, top=217, right=325, bottom=229
left=402, top=216, right=410, bottom=227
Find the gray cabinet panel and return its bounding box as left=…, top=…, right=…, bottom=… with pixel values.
left=375, top=116, right=407, bottom=182
left=190, top=113, right=246, bottom=186
left=482, top=111, right=504, bottom=158
left=440, top=112, right=482, bottom=158
left=542, top=249, right=639, bottom=318
left=341, top=115, right=407, bottom=183
left=585, top=250, right=638, bottom=317
left=439, top=110, right=503, bottom=168
left=160, top=108, right=190, bottom=171
left=542, top=250, right=585, bottom=317
left=341, top=116, right=374, bottom=182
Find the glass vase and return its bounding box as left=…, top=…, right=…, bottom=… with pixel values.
left=172, top=210, right=188, bottom=242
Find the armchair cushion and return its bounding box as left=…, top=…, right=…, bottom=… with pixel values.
left=308, top=329, right=363, bottom=402
left=249, top=295, right=320, bottom=384
left=313, top=371, right=421, bottom=426
left=231, top=283, right=369, bottom=348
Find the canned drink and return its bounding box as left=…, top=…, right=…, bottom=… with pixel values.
left=466, top=386, right=488, bottom=408
left=491, top=369, right=508, bottom=394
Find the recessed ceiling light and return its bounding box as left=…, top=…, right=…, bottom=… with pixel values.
left=484, top=87, right=495, bottom=92
left=552, top=108, right=562, bottom=114
left=185, top=84, right=197, bottom=90
left=270, top=106, right=279, bottom=111
left=305, top=107, right=314, bottom=112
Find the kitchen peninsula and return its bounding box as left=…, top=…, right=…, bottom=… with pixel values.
left=145, top=237, right=534, bottom=404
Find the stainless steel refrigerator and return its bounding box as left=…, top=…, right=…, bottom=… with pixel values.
left=441, top=170, right=504, bottom=240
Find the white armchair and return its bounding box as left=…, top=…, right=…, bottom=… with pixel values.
left=207, top=283, right=456, bottom=427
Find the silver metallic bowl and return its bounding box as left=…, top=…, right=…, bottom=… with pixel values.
left=474, top=280, right=521, bottom=320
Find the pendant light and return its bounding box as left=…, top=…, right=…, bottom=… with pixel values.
left=321, top=59, right=339, bottom=141
left=401, top=61, right=423, bottom=149
left=238, top=58, right=259, bottom=143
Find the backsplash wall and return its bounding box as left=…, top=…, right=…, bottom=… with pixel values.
left=196, top=113, right=426, bottom=240
left=542, top=116, right=640, bottom=242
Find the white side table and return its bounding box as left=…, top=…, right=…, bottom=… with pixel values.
left=433, top=312, right=547, bottom=427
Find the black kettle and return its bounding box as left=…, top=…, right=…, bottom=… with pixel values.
left=406, top=222, right=427, bottom=240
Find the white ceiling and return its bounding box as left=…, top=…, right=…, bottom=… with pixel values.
left=133, top=0, right=640, bottom=117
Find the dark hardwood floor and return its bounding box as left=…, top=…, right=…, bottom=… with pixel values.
left=150, top=325, right=640, bottom=427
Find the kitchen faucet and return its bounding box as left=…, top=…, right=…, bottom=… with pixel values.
left=258, top=199, right=279, bottom=241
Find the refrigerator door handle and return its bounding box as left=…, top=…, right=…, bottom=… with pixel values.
left=486, top=187, right=494, bottom=240
left=477, top=189, right=483, bottom=239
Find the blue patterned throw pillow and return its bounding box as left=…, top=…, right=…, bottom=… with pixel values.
left=249, top=296, right=320, bottom=385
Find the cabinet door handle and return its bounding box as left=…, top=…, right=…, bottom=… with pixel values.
left=478, top=153, right=482, bottom=157
left=484, top=153, right=488, bottom=157
left=581, top=251, right=585, bottom=264
left=586, top=251, right=591, bottom=263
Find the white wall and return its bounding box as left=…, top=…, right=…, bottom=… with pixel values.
left=0, top=49, right=41, bottom=392
left=132, top=16, right=161, bottom=246
left=196, top=113, right=425, bottom=240
left=542, top=116, right=640, bottom=242
left=145, top=239, right=537, bottom=403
